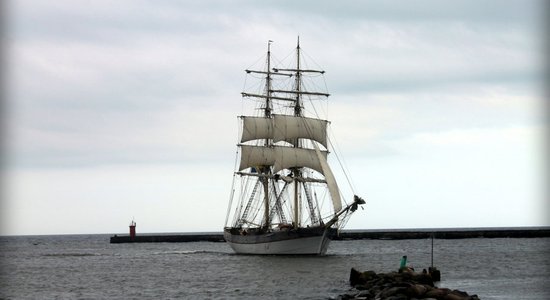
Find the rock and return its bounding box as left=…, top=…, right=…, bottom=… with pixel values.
left=429, top=267, right=441, bottom=282
left=342, top=268, right=475, bottom=300
left=386, top=295, right=408, bottom=300
left=443, top=289, right=478, bottom=300
left=349, top=268, right=363, bottom=286
left=450, top=289, right=469, bottom=297
left=335, top=293, right=354, bottom=300
left=424, top=287, right=451, bottom=298
left=443, top=293, right=468, bottom=300
left=378, top=286, right=408, bottom=298
left=362, top=270, right=377, bottom=281
left=411, top=273, right=435, bottom=286
left=405, top=283, right=429, bottom=298
left=355, top=290, right=373, bottom=299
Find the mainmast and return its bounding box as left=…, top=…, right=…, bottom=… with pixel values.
left=294, top=37, right=302, bottom=117
left=265, top=40, right=273, bottom=118
left=293, top=37, right=302, bottom=228
left=262, top=40, right=273, bottom=230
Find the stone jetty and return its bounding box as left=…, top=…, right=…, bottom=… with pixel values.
left=337, top=268, right=479, bottom=300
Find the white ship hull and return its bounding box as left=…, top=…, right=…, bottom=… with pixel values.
left=223, top=227, right=335, bottom=255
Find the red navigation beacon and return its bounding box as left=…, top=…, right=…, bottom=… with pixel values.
left=129, top=220, right=136, bottom=239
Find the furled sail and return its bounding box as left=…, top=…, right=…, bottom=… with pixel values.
left=273, top=115, right=328, bottom=147
left=313, top=143, right=342, bottom=213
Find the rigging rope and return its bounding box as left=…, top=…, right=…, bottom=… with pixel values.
left=328, top=130, right=357, bottom=198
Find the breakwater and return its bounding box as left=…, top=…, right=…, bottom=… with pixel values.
left=340, top=268, right=479, bottom=300
left=109, top=227, right=550, bottom=243
left=110, top=233, right=225, bottom=243
left=333, top=227, right=550, bottom=240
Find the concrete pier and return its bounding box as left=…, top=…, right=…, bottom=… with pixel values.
left=109, top=227, right=550, bottom=243
left=332, top=227, right=550, bottom=240
left=110, top=233, right=225, bottom=243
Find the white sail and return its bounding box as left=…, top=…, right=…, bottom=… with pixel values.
left=273, top=115, right=328, bottom=147
left=313, top=143, right=342, bottom=213
left=238, top=145, right=275, bottom=171
left=241, top=116, right=273, bottom=143
left=273, top=146, right=327, bottom=174
left=239, top=145, right=328, bottom=175
left=241, top=115, right=328, bottom=147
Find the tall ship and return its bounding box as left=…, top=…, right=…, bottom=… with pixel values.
left=223, top=39, right=365, bottom=255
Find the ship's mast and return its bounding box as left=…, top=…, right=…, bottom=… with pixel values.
left=263, top=40, right=273, bottom=230
left=265, top=40, right=273, bottom=118
left=294, top=37, right=302, bottom=116
left=293, top=37, right=302, bottom=228
left=230, top=39, right=364, bottom=234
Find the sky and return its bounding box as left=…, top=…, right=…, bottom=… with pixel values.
left=1, top=0, right=548, bottom=235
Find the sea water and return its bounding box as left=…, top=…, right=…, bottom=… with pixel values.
left=1, top=234, right=548, bottom=299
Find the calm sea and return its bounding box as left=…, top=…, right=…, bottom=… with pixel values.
left=1, top=234, right=548, bottom=299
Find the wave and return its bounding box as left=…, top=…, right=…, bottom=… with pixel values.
left=151, top=250, right=229, bottom=256
left=42, top=253, right=102, bottom=257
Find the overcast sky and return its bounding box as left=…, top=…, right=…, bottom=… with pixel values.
left=2, top=0, right=548, bottom=235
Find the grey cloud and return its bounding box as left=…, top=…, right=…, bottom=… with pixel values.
left=5, top=0, right=545, bottom=169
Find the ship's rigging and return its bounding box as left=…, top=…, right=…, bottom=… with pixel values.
left=224, top=38, right=365, bottom=255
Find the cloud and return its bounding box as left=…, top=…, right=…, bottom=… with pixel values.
left=2, top=164, right=234, bottom=235
left=2, top=0, right=547, bottom=234
left=7, top=104, right=238, bottom=168
left=346, top=125, right=547, bottom=229
left=326, top=84, right=543, bottom=160
left=325, top=21, right=543, bottom=95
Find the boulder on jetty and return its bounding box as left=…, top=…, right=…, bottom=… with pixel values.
left=338, top=268, right=479, bottom=300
